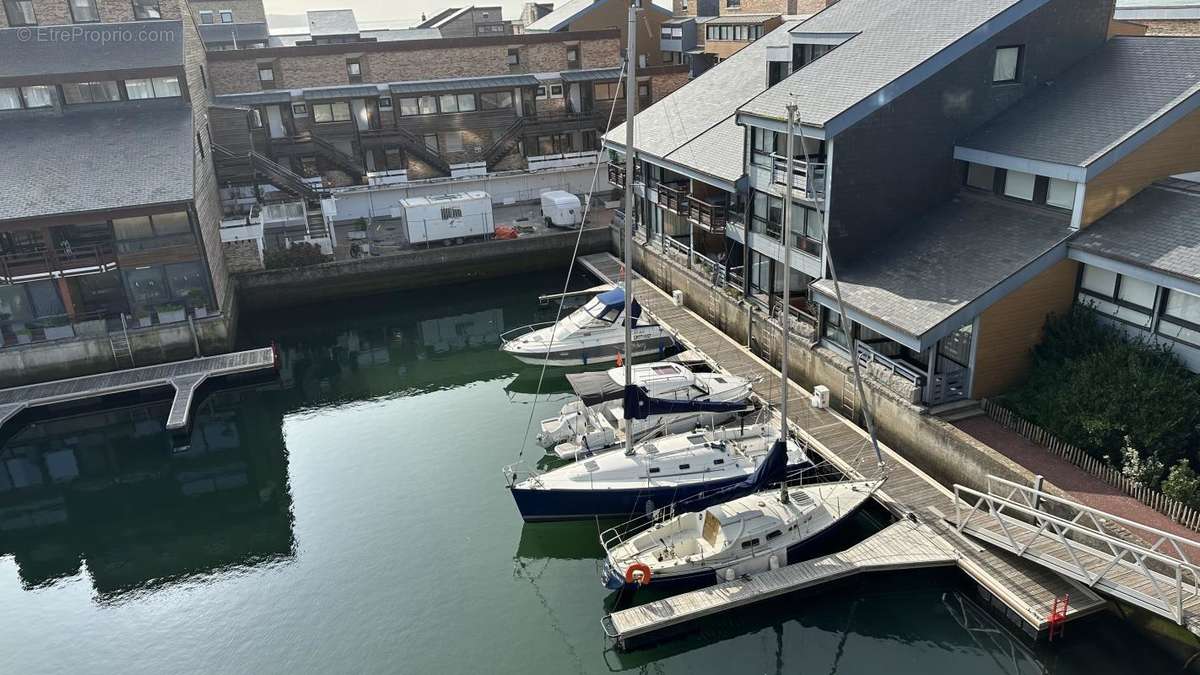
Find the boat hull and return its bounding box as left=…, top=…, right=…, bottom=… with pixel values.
left=509, top=461, right=811, bottom=523
left=504, top=337, right=674, bottom=367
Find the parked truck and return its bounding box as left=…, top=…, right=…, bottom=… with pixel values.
left=396, top=191, right=494, bottom=246
left=540, top=190, right=583, bottom=229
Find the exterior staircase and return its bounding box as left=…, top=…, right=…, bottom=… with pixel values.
left=392, top=127, right=451, bottom=175
left=483, top=117, right=526, bottom=170
left=297, top=132, right=366, bottom=179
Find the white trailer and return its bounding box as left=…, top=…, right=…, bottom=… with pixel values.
left=540, top=190, right=583, bottom=229
left=397, top=191, right=494, bottom=246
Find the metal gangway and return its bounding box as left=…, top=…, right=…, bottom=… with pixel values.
left=953, top=475, right=1200, bottom=632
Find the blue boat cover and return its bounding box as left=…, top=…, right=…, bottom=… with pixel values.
left=596, top=287, right=642, bottom=326
left=736, top=439, right=789, bottom=492
left=622, top=385, right=749, bottom=420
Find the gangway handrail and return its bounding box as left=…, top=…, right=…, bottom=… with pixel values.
left=984, top=474, right=1200, bottom=564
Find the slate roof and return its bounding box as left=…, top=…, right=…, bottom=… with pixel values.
left=1071, top=182, right=1200, bottom=284
left=739, top=0, right=1028, bottom=131
left=308, top=9, right=359, bottom=36
left=704, top=13, right=781, bottom=24
left=0, top=21, right=183, bottom=80
left=559, top=67, right=623, bottom=83
left=604, top=20, right=802, bottom=185
left=268, top=27, right=442, bottom=46
left=0, top=102, right=194, bottom=222
left=810, top=193, right=1072, bottom=343
left=389, top=74, right=539, bottom=96
left=960, top=38, right=1200, bottom=170
left=526, top=0, right=670, bottom=32
left=198, top=22, right=269, bottom=44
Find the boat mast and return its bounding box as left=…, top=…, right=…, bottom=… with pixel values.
left=779, top=104, right=797, bottom=504
left=623, top=1, right=638, bottom=457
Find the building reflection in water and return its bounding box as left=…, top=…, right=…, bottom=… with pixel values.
left=0, top=386, right=295, bottom=598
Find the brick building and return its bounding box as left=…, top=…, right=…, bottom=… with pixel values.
left=0, top=0, right=233, bottom=385
left=1114, top=0, right=1200, bottom=35
left=416, top=5, right=513, bottom=37
left=525, top=0, right=672, bottom=68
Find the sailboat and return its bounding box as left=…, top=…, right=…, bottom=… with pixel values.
left=537, top=361, right=756, bottom=460
left=597, top=104, right=886, bottom=591
left=498, top=287, right=675, bottom=367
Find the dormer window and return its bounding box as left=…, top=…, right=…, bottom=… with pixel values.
left=993, top=46, right=1022, bottom=83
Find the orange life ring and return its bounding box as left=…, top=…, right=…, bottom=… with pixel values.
left=624, top=562, right=652, bottom=586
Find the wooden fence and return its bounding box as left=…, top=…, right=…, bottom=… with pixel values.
left=981, top=398, right=1200, bottom=533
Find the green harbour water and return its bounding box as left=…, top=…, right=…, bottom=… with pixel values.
left=0, top=270, right=1188, bottom=674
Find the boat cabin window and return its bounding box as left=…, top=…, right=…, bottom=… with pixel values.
left=713, top=458, right=724, bottom=465
left=713, top=377, right=727, bottom=384
left=651, top=365, right=676, bottom=375
left=740, top=538, right=760, bottom=550
left=648, top=467, right=660, bottom=474
left=678, top=464, right=691, bottom=470
left=766, top=530, right=782, bottom=541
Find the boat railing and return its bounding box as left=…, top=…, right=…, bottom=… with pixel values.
left=502, top=462, right=543, bottom=488
left=498, top=321, right=557, bottom=346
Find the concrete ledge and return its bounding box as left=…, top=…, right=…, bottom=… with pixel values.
left=236, top=227, right=610, bottom=310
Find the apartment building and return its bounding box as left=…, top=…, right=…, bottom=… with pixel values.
left=417, top=5, right=513, bottom=37
left=0, top=0, right=232, bottom=385
left=189, top=0, right=268, bottom=49
left=609, top=0, right=1200, bottom=408
left=1114, top=0, right=1200, bottom=35
left=205, top=16, right=688, bottom=218
left=525, top=0, right=672, bottom=68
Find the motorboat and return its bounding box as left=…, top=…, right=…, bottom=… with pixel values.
left=505, top=423, right=810, bottom=522
left=537, top=362, right=755, bottom=460
left=498, top=287, right=674, bottom=367
left=600, top=478, right=881, bottom=590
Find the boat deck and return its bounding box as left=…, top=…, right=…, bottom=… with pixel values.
left=580, top=252, right=1107, bottom=646
left=604, top=520, right=956, bottom=647
left=0, top=347, right=277, bottom=435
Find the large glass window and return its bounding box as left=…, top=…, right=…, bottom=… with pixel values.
left=480, top=91, right=513, bottom=109
left=26, top=280, right=65, bottom=318
left=419, top=96, right=437, bottom=115
left=751, top=191, right=783, bottom=239
left=0, top=88, right=21, bottom=110
left=164, top=261, right=208, bottom=304
left=112, top=212, right=194, bottom=252
left=69, top=0, right=99, bottom=22
left=20, top=86, right=53, bottom=108
left=124, top=77, right=179, bottom=99
left=62, top=81, right=120, bottom=105
left=1003, top=170, right=1036, bottom=201
left=457, top=93, right=476, bottom=112
left=1046, top=178, right=1076, bottom=210
left=438, top=94, right=460, bottom=113
left=593, top=82, right=620, bottom=100
left=1080, top=265, right=1117, bottom=296
left=3, top=0, right=36, bottom=26
left=1118, top=276, right=1156, bottom=309
left=1077, top=264, right=1152, bottom=329
left=124, top=267, right=169, bottom=309
left=0, top=285, right=33, bottom=322
left=312, top=102, right=351, bottom=123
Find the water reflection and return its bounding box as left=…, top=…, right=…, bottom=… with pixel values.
left=0, top=387, right=295, bottom=598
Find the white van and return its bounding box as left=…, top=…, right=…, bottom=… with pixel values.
left=540, top=191, right=583, bottom=229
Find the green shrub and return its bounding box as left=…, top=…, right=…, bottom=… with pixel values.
left=265, top=242, right=328, bottom=270
left=1162, top=460, right=1200, bottom=509
left=1003, top=306, right=1200, bottom=486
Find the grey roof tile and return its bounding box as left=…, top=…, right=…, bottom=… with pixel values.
left=739, top=0, right=1023, bottom=128
left=308, top=9, right=359, bottom=37
left=960, top=37, right=1200, bottom=168
left=527, top=0, right=669, bottom=32
left=605, top=20, right=802, bottom=183
left=0, top=102, right=194, bottom=222
left=0, top=21, right=184, bottom=80
left=811, top=192, right=1072, bottom=339
left=1071, top=183, right=1200, bottom=284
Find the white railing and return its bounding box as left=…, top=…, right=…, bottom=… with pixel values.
left=856, top=342, right=925, bottom=387
left=771, top=155, right=826, bottom=199
left=953, top=474, right=1200, bottom=625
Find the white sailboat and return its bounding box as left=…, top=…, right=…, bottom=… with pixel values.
left=598, top=103, right=887, bottom=592
left=537, top=361, right=755, bottom=460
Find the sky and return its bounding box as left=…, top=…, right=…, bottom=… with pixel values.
left=262, top=0, right=672, bottom=29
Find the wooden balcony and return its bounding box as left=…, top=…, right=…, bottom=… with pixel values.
left=687, top=195, right=730, bottom=233
left=607, top=162, right=625, bottom=187
left=0, top=244, right=117, bottom=283
left=655, top=182, right=689, bottom=214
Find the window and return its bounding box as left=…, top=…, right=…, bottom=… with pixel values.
left=535, top=133, right=572, bottom=156
left=125, top=77, right=177, bottom=99
left=438, top=94, right=460, bottom=113
left=312, top=102, right=351, bottom=123
left=713, top=458, right=724, bottom=465
left=993, top=46, right=1022, bottom=83
left=1046, top=178, right=1076, bottom=210
left=61, top=81, right=120, bottom=104
left=1077, top=264, right=1153, bottom=329
left=549, top=83, right=563, bottom=98
left=1118, top=276, right=1156, bottom=309
left=479, top=91, right=513, bottom=110
left=638, top=82, right=650, bottom=101
left=0, top=88, right=21, bottom=110
left=399, top=98, right=419, bottom=116
left=442, top=131, right=463, bottom=153
left=752, top=191, right=783, bottom=239
left=566, top=47, right=579, bottom=69
left=727, top=0, right=741, bottom=7
left=507, top=48, right=520, bottom=66
left=151, top=76, right=180, bottom=97
left=69, top=0, right=98, bottom=22
left=740, top=539, right=760, bottom=550
left=347, top=59, right=362, bottom=84
left=112, top=212, right=195, bottom=252
left=593, top=82, right=620, bottom=100
left=20, top=85, right=52, bottom=108
left=1080, top=264, right=1117, bottom=296
left=751, top=127, right=774, bottom=166
left=965, top=162, right=996, bottom=191
left=440, top=207, right=463, bottom=219
left=4, top=0, right=36, bottom=26
left=292, top=103, right=307, bottom=116
left=1162, top=290, right=1200, bottom=347
left=219, top=9, right=233, bottom=23
left=132, top=0, right=160, bottom=19
left=257, top=64, right=275, bottom=85
left=199, top=9, right=213, bottom=23
left=1003, top=170, right=1036, bottom=201
left=418, top=96, right=437, bottom=115
left=766, top=530, right=782, bottom=541
left=648, top=467, right=660, bottom=474
left=249, top=108, right=262, bottom=128
left=378, top=97, right=393, bottom=110
left=424, top=134, right=438, bottom=154
left=457, top=93, right=476, bottom=112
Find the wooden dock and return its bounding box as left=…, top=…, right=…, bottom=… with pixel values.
left=603, top=520, right=956, bottom=648
left=0, top=347, right=277, bottom=435
left=580, top=253, right=1107, bottom=644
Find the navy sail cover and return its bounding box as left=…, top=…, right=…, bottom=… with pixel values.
left=622, top=385, right=749, bottom=420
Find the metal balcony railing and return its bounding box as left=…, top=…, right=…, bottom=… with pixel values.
left=855, top=341, right=926, bottom=387
left=0, top=244, right=117, bottom=283
left=771, top=155, right=826, bottom=199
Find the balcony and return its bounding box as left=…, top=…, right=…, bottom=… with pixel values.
left=0, top=244, right=117, bottom=283
left=655, top=182, right=690, bottom=214
left=607, top=161, right=641, bottom=188
left=771, top=155, right=826, bottom=200
left=687, top=195, right=730, bottom=234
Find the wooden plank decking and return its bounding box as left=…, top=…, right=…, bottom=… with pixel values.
left=581, top=253, right=1107, bottom=642
left=604, top=520, right=956, bottom=647
left=0, top=347, right=277, bottom=434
